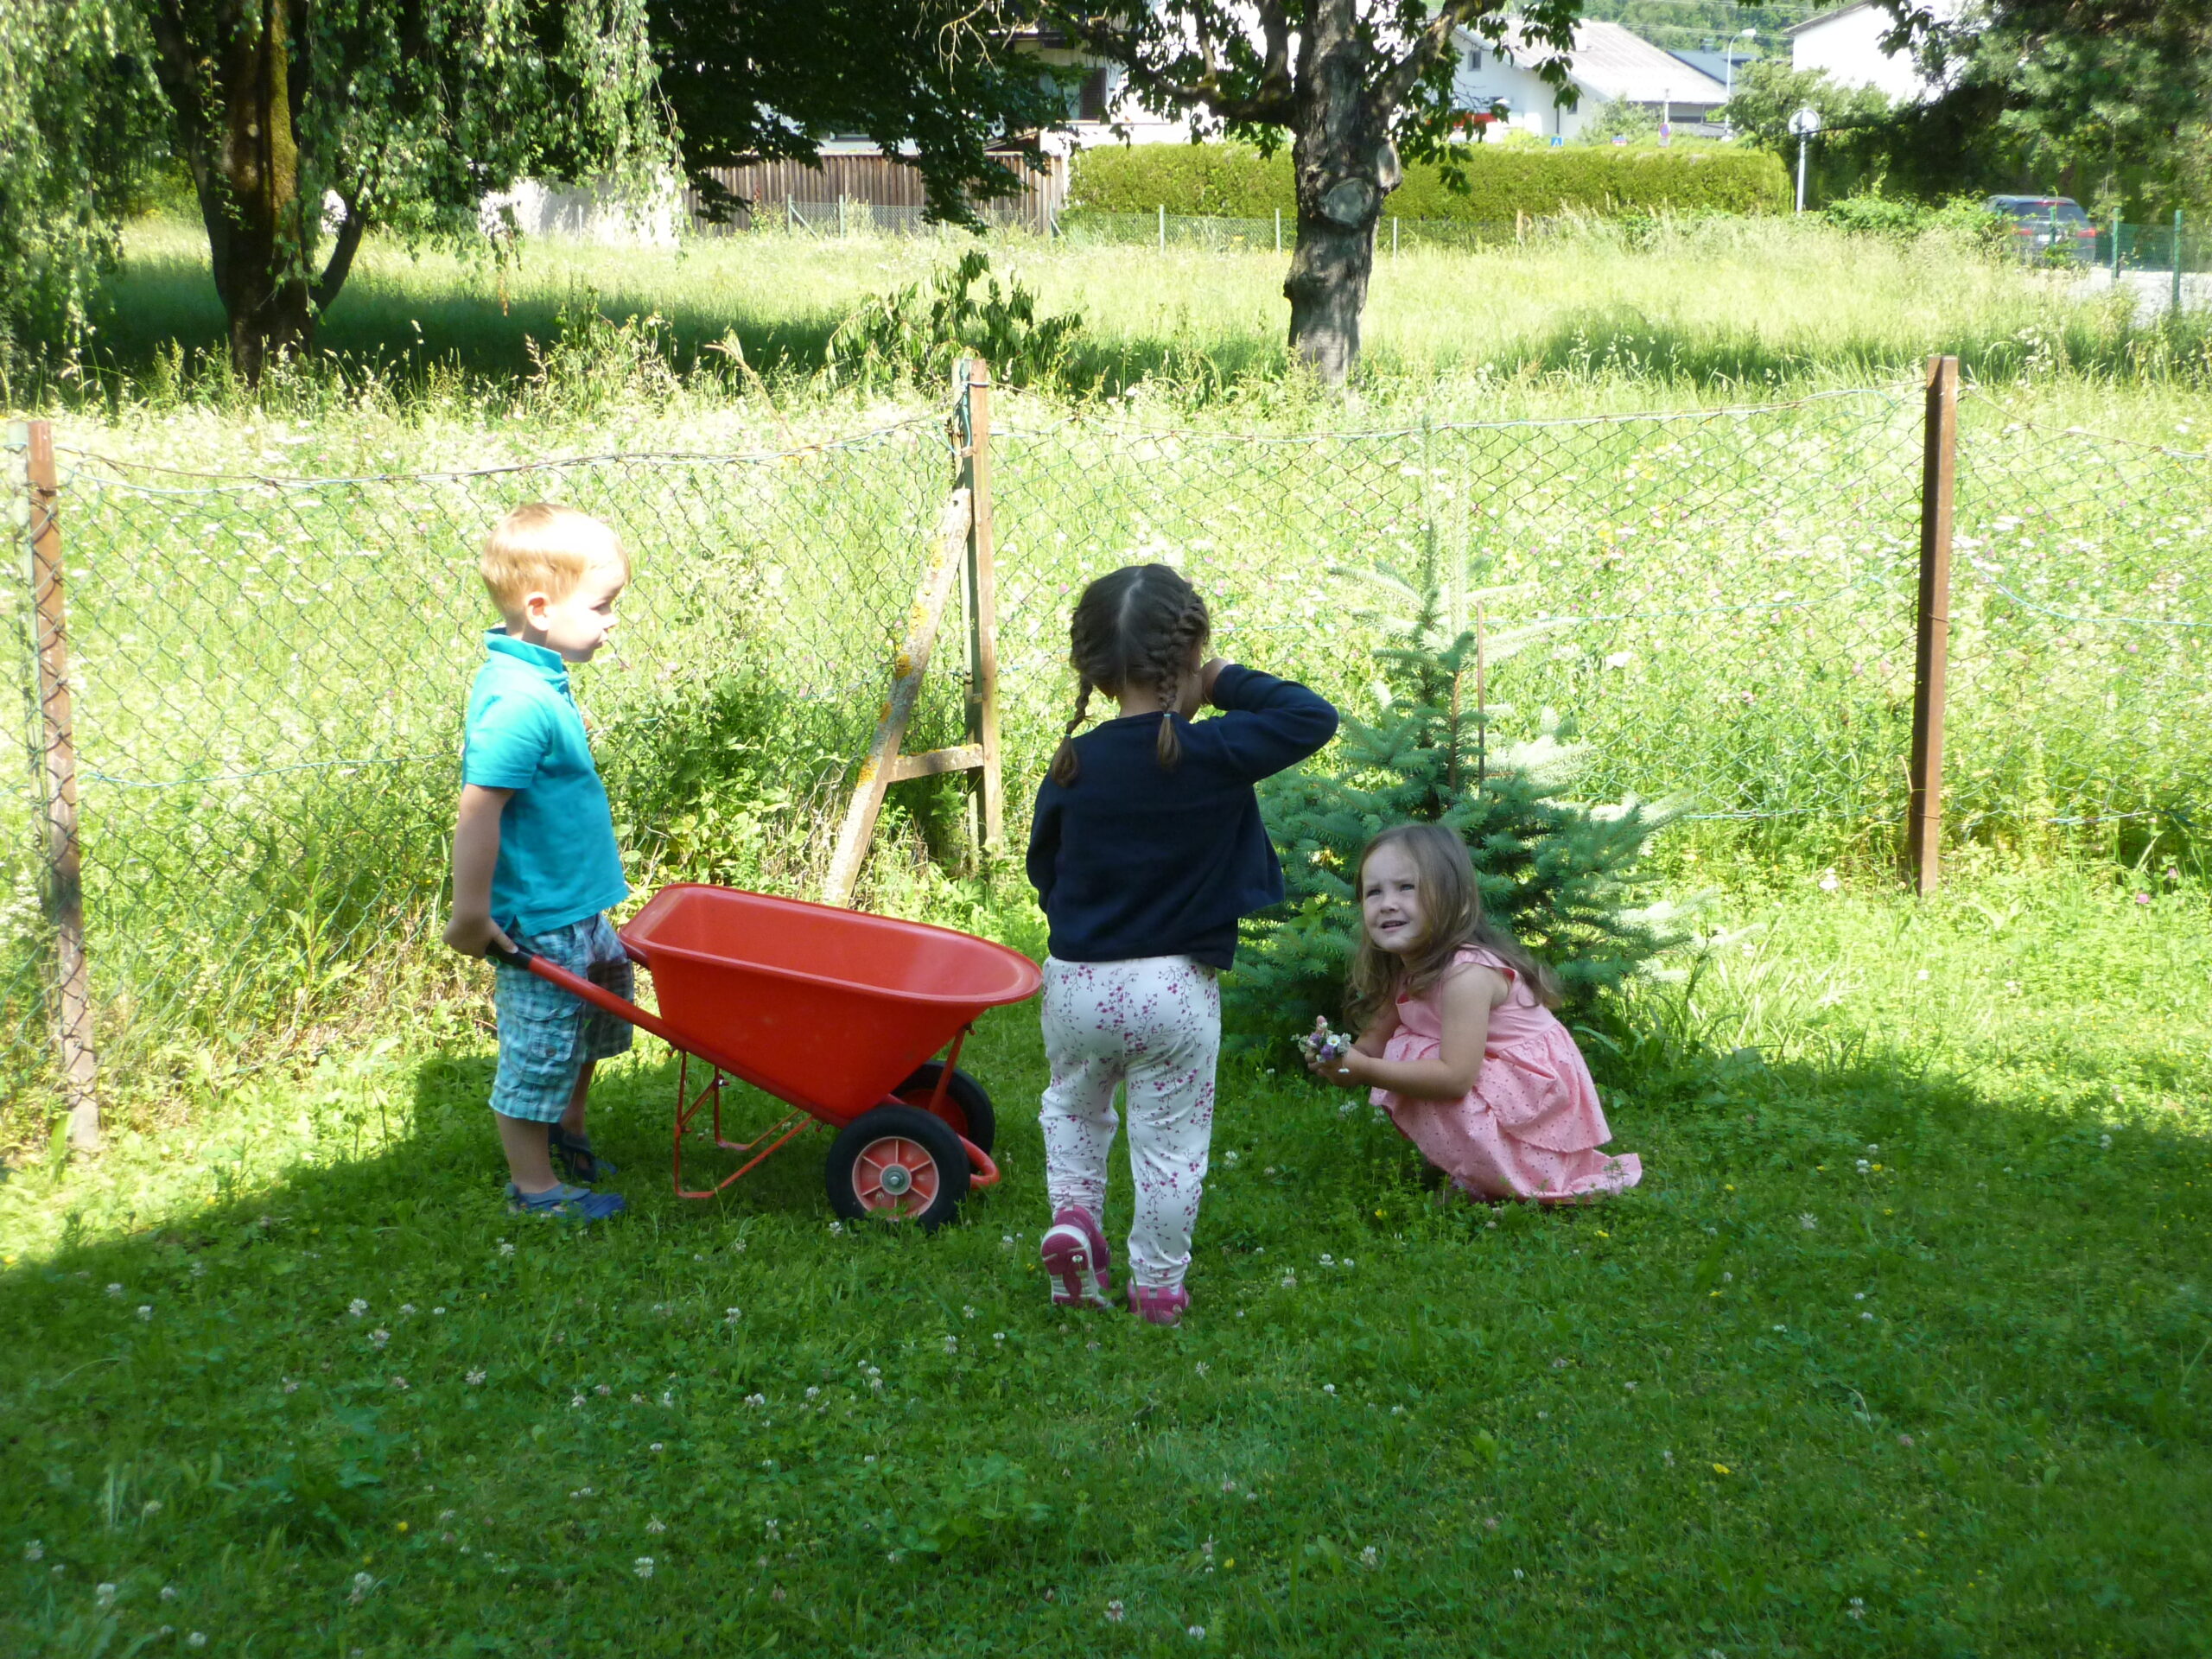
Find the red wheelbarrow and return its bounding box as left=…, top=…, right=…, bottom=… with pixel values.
left=492, top=885, right=1041, bottom=1229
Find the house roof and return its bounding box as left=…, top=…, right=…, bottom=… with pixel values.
left=1479, top=18, right=1731, bottom=105
left=1784, top=3, right=1878, bottom=37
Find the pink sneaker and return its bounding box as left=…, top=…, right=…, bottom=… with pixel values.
left=1039, top=1206, right=1113, bottom=1309
left=1127, top=1284, right=1190, bottom=1326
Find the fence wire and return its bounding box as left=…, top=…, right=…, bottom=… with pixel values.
left=990, top=389, right=1927, bottom=829
left=1951, top=404, right=2211, bottom=845
left=3, top=423, right=957, bottom=1109
left=6, top=385, right=2210, bottom=1117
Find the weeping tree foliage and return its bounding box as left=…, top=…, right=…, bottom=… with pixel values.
left=3, top=0, right=668, bottom=383
left=0, top=0, right=168, bottom=366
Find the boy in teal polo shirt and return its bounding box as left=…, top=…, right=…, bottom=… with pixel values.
left=446, top=503, right=634, bottom=1222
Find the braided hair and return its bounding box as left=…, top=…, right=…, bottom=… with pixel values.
left=1048, top=563, right=1212, bottom=786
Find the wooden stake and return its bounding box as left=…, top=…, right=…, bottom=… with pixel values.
left=957, top=358, right=1005, bottom=850
left=1907, top=355, right=1958, bottom=894
left=22, top=422, right=99, bottom=1147
left=821, top=490, right=974, bottom=906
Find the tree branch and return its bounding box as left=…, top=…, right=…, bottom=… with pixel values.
left=1049, top=10, right=1297, bottom=127
left=312, top=196, right=366, bottom=313
left=1374, top=0, right=1493, bottom=113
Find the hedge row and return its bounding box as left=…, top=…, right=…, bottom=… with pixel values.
left=1066, top=141, right=1790, bottom=220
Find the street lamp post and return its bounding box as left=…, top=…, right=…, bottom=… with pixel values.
left=1723, top=28, right=1754, bottom=137
left=1788, top=105, right=1823, bottom=213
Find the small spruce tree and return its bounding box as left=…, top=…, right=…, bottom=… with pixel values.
left=1229, top=558, right=1683, bottom=1045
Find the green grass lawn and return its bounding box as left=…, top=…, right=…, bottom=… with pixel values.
left=6, top=859, right=2209, bottom=1656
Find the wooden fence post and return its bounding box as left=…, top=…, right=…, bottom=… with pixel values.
left=1907, top=354, right=1958, bottom=894
left=957, top=357, right=1005, bottom=852
left=21, top=421, right=99, bottom=1147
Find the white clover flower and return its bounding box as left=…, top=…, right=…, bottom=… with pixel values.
left=188, top=1635, right=207, bottom=1648
left=1857, top=1159, right=1872, bottom=1173
left=944, top=1336, right=958, bottom=1353
left=806, top=1386, right=821, bottom=1400
left=497, top=1243, right=515, bottom=1258
left=1391, top=1404, right=1406, bottom=1414
left=1001, top=1236, right=1014, bottom=1249
left=1861, top=1312, right=1875, bottom=1322
left=467, top=1370, right=486, bottom=1387
left=399, top=1303, right=416, bottom=1316
left=391, top=1376, right=409, bottom=1390
left=432, top=1307, right=446, bottom=1316
left=283, top=1377, right=299, bottom=1394
left=725, top=1307, right=743, bottom=1324
left=96, top=1582, right=117, bottom=1607
left=1188, top=1625, right=1206, bottom=1640
left=347, top=1298, right=367, bottom=1317
left=1361, top=1545, right=1380, bottom=1568
left=1105, top=1599, right=1125, bottom=1623
left=993, top=1332, right=1005, bottom=1343
left=143, top=1498, right=162, bottom=1516
left=23, top=1541, right=42, bottom=1562
left=1322, top=1383, right=1336, bottom=1395
left=745, top=1393, right=766, bottom=1408
left=1319, top=1254, right=1333, bottom=1267
left=963, top=1306, right=976, bottom=1319
left=649, top=1442, right=664, bottom=1452
left=369, top=1329, right=390, bottom=1348
left=1281, top=1272, right=1297, bottom=1289
left=1817, top=869, right=1840, bottom=892
left=161, top=1584, right=177, bottom=1600
left=2100, top=1133, right=2113, bottom=1150
left=732, top=1238, right=747, bottom=1252
left=828, top=1221, right=843, bottom=1236
left=107, top=1283, right=123, bottom=1298
left=1847, top=1597, right=1866, bottom=1619
left=634, top=1557, right=655, bottom=1579
left=1799, top=1214, right=1817, bottom=1231
left=1195, top=1361, right=1210, bottom=1376
left=571, top=1394, right=587, bottom=1409
left=660, top=1390, right=674, bottom=1407
left=137, top=1306, right=153, bottom=1321
left=594, top=1383, right=612, bottom=1396
left=1222, top=1150, right=1238, bottom=1166
left=348, top=1570, right=374, bottom=1604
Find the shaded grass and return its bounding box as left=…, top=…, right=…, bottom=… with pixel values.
left=3, top=861, right=2208, bottom=1655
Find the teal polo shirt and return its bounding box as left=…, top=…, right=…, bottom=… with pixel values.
left=461, top=632, right=629, bottom=937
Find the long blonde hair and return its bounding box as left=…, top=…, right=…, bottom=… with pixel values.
left=1345, top=823, right=1562, bottom=1023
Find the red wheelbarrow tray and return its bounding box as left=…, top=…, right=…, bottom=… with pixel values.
left=499, top=884, right=1041, bottom=1198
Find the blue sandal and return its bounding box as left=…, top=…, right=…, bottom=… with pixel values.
left=506, top=1181, right=627, bottom=1223
left=548, top=1127, right=616, bottom=1185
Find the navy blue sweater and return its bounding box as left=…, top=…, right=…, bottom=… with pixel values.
left=1027, top=664, right=1338, bottom=969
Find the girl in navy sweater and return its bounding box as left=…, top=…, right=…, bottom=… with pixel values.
left=1029, top=564, right=1338, bottom=1325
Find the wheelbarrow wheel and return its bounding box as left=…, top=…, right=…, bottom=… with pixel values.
left=893, top=1062, right=996, bottom=1154
left=827, top=1105, right=969, bottom=1231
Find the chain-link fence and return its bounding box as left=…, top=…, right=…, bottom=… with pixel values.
left=6, top=378, right=2209, bottom=1128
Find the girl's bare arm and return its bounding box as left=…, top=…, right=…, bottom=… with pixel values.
left=1314, top=966, right=1503, bottom=1101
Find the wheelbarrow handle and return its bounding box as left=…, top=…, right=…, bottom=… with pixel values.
left=486, top=940, right=687, bottom=1054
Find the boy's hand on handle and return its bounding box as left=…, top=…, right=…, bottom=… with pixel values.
left=444, top=911, right=517, bottom=960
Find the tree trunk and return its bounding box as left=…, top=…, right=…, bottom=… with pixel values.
left=149, top=0, right=321, bottom=384
left=1281, top=0, right=1397, bottom=385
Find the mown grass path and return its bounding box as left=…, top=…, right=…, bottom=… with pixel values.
left=5, top=865, right=2209, bottom=1656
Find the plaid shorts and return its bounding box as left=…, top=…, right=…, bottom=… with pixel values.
left=490, top=913, right=635, bottom=1123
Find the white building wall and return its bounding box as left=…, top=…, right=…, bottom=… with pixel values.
left=1789, top=3, right=1948, bottom=103
left=1452, top=43, right=1582, bottom=138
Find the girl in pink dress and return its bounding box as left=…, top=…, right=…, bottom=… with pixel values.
left=1306, top=823, right=1641, bottom=1204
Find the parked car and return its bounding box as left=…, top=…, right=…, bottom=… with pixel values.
left=1985, top=195, right=2100, bottom=264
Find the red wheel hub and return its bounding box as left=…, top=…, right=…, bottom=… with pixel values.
left=851, top=1136, right=941, bottom=1217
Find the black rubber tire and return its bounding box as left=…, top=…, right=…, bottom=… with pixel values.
left=893, top=1062, right=997, bottom=1154
left=826, top=1104, right=969, bottom=1231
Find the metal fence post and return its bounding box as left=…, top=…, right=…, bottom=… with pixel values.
left=2111, top=206, right=2121, bottom=278
left=1158, top=204, right=1166, bottom=253
left=957, top=359, right=1005, bottom=852
left=22, top=421, right=99, bottom=1147
left=1275, top=207, right=1281, bottom=252
left=1907, top=355, right=1958, bottom=894
left=2174, top=207, right=2184, bottom=316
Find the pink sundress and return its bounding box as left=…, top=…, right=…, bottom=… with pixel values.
left=1371, top=945, right=1643, bottom=1203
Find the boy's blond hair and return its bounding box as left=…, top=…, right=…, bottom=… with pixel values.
left=480, top=503, right=628, bottom=615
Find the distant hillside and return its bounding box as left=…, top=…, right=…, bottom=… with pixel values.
left=1569, top=0, right=1823, bottom=54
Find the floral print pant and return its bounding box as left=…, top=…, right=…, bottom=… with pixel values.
left=1039, top=955, right=1220, bottom=1291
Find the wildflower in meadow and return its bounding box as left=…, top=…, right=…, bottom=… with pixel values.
left=943, top=1336, right=958, bottom=1354
left=1106, top=1600, right=1125, bottom=1622
left=1223, top=1150, right=1239, bottom=1166
left=571, top=1394, right=587, bottom=1408
left=1361, top=1545, right=1379, bottom=1567
left=1847, top=1597, right=1866, bottom=1619
left=370, top=1329, right=390, bottom=1348
left=650, top=1442, right=664, bottom=1452
left=1322, top=1383, right=1336, bottom=1395
left=188, top=1635, right=207, bottom=1648
left=498, top=1242, right=515, bottom=1258
left=466, top=1370, right=486, bottom=1387
left=725, top=1308, right=742, bottom=1324
left=347, top=1571, right=374, bottom=1604
left=634, top=1558, right=655, bottom=1579
left=399, top=1304, right=416, bottom=1316
left=96, top=1583, right=117, bottom=1607
left=745, top=1393, right=766, bottom=1408
left=1281, top=1272, right=1297, bottom=1289
left=107, top=1283, right=123, bottom=1298
left=23, top=1541, right=41, bottom=1563
left=595, top=1383, right=611, bottom=1395
left=1799, top=1213, right=1817, bottom=1230
left=137, top=1304, right=154, bottom=1321
left=161, top=1585, right=177, bottom=1600
left=1188, top=1625, right=1206, bottom=1640
left=646, top=1517, right=665, bottom=1535
left=347, top=1299, right=367, bottom=1317
left=283, top=1377, right=299, bottom=1394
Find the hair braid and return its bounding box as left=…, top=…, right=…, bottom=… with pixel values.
left=1052, top=563, right=1213, bottom=787
left=1049, top=678, right=1095, bottom=785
